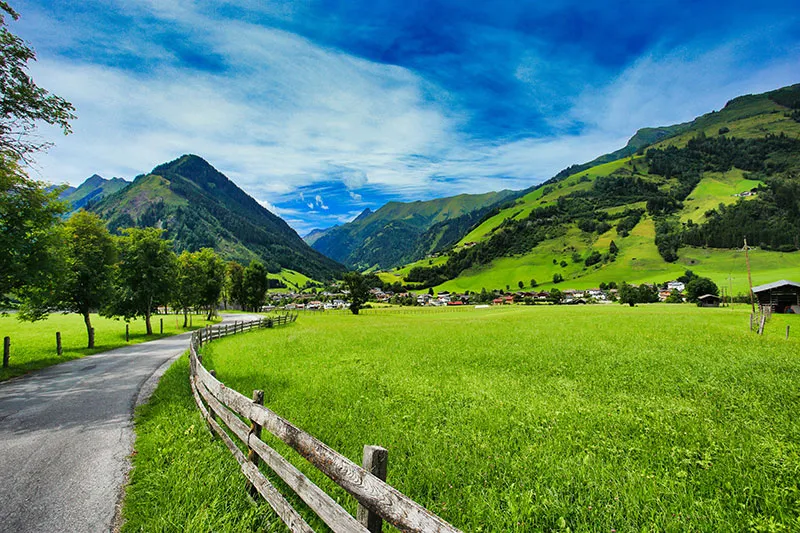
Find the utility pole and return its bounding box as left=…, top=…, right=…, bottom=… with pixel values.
left=744, top=237, right=755, bottom=314
left=728, top=275, right=734, bottom=310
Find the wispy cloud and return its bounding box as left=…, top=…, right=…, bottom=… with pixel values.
left=15, top=0, right=800, bottom=233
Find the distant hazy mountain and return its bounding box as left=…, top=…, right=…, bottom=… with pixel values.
left=59, top=174, right=130, bottom=211
left=91, top=154, right=345, bottom=280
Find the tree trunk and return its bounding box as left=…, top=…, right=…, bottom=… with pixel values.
left=206, top=307, right=213, bottom=321
left=183, top=309, right=188, bottom=328
left=83, top=311, right=94, bottom=349
left=145, top=309, right=153, bottom=335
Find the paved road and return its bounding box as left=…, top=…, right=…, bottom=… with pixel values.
left=0, top=314, right=260, bottom=533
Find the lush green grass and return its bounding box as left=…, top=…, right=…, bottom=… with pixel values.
left=0, top=312, right=218, bottom=381
left=678, top=170, right=762, bottom=223
left=436, top=214, right=800, bottom=294
left=126, top=306, right=800, bottom=531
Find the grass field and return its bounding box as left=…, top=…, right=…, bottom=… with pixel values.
left=125, top=305, right=800, bottom=531
left=0, top=312, right=218, bottom=381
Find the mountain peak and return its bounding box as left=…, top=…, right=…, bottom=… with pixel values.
left=354, top=207, right=373, bottom=222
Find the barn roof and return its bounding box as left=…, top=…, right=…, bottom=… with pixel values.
left=751, top=280, right=800, bottom=293
left=698, top=294, right=722, bottom=300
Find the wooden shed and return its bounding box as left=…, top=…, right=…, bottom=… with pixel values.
left=752, top=280, right=800, bottom=313
left=697, top=294, right=722, bottom=307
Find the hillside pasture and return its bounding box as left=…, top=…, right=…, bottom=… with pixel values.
left=125, top=305, right=800, bottom=531
left=436, top=212, right=800, bottom=294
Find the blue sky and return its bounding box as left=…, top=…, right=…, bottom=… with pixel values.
left=15, top=0, right=800, bottom=234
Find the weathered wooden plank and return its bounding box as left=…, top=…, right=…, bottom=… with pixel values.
left=195, top=364, right=462, bottom=533
left=196, top=379, right=368, bottom=533
left=194, top=378, right=314, bottom=533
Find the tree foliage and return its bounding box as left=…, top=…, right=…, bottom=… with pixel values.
left=0, top=3, right=75, bottom=159
left=242, top=260, right=269, bottom=312
left=343, top=271, right=370, bottom=315
left=105, top=228, right=177, bottom=335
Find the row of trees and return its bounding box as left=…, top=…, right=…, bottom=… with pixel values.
left=14, top=209, right=279, bottom=348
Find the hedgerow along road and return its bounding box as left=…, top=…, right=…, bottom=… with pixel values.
left=0, top=314, right=262, bottom=533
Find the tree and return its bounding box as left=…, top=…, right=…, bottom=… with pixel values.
left=685, top=277, right=719, bottom=303
left=106, top=228, right=177, bottom=335
left=195, top=248, right=225, bottom=320
left=0, top=3, right=75, bottom=299
left=225, top=261, right=245, bottom=309
left=242, top=260, right=269, bottom=312
left=173, top=251, right=202, bottom=327
left=609, top=240, right=619, bottom=255
left=0, top=4, right=75, bottom=159
left=57, top=211, right=117, bottom=348
left=518, top=280, right=524, bottom=289
left=552, top=273, right=564, bottom=284
left=618, top=282, right=637, bottom=307
left=17, top=210, right=117, bottom=348
left=549, top=288, right=563, bottom=304
left=1, top=162, right=67, bottom=297
left=343, top=271, right=369, bottom=315
left=530, top=279, right=537, bottom=288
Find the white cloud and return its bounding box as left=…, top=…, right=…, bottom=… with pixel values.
left=20, top=1, right=800, bottom=233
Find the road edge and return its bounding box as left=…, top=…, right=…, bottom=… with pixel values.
left=111, top=348, right=187, bottom=533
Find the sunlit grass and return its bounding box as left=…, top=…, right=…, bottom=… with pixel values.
left=126, top=305, right=800, bottom=531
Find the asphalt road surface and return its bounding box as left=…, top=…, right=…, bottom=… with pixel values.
left=0, top=314, right=260, bottom=533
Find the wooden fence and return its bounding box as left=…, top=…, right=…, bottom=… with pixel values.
left=188, top=317, right=462, bottom=533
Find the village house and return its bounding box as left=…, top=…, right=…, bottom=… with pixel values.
left=667, top=281, right=685, bottom=292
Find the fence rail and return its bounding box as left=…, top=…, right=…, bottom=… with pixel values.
left=188, top=316, right=461, bottom=533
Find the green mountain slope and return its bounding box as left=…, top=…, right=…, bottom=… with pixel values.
left=92, top=155, right=345, bottom=280
left=60, top=174, right=130, bottom=211
left=381, top=83, right=800, bottom=293
left=311, top=190, right=518, bottom=269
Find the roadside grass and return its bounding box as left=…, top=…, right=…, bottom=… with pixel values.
left=122, top=355, right=284, bottom=532
left=0, top=312, right=218, bottom=381
left=126, top=305, right=800, bottom=531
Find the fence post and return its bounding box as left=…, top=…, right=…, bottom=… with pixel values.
left=160, top=318, right=163, bottom=334
left=758, top=315, right=766, bottom=335
left=126, top=324, right=129, bottom=342
left=56, top=332, right=62, bottom=356
left=749, top=313, right=754, bottom=332
left=357, top=445, right=388, bottom=532
left=787, top=325, right=790, bottom=340
left=246, top=389, right=265, bottom=498
left=3, top=336, right=9, bottom=368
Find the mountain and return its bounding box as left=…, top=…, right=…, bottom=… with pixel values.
left=310, top=190, right=518, bottom=270
left=57, top=174, right=130, bottom=211
left=378, top=83, right=800, bottom=294
left=91, top=155, right=345, bottom=280
left=303, top=227, right=335, bottom=247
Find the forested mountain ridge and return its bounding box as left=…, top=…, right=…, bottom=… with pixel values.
left=378, top=83, right=800, bottom=292
left=310, top=190, right=519, bottom=269
left=90, top=155, right=345, bottom=280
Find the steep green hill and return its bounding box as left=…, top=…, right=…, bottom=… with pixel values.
left=59, top=174, right=129, bottom=211
left=382, top=83, right=800, bottom=293
left=310, top=190, right=518, bottom=269
left=92, top=155, right=345, bottom=280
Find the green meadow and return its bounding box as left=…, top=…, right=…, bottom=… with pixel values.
left=125, top=305, right=800, bottom=532
left=0, top=312, right=218, bottom=381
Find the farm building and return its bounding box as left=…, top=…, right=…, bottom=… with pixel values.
left=751, top=280, right=800, bottom=313
left=697, top=294, right=722, bottom=307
